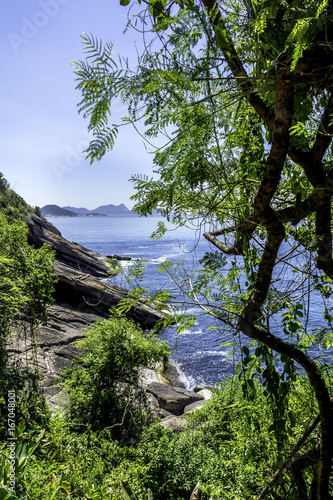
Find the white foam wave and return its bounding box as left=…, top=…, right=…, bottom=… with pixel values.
left=194, top=349, right=229, bottom=358
left=176, top=327, right=203, bottom=336
left=170, top=360, right=196, bottom=391
left=149, top=251, right=185, bottom=265
left=150, top=255, right=168, bottom=264
left=186, top=307, right=202, bottom=315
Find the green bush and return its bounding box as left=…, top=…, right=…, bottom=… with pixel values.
left=0, top=212, right=55, bottom=440
left=26, top=413, right=129, bottom=499
left=106, top=377, right=325, bottom=500
left=24, top=376, right=330, bottom=499
left=62, top=312, right=170, bottom=437
left=105, top=378, right=276, bottom=500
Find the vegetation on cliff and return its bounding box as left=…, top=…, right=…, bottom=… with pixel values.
left=0, top=174, right=42, bottom=220
left=0, top=176, right=55, bottom=442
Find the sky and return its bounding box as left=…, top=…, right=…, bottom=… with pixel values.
left=1, top=0, right=156, bottom=210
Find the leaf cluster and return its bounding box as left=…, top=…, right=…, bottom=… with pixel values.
left=61, top=312, right=170, bottom=436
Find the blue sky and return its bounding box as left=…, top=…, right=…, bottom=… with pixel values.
left=1, top=0, right=155, bottom=209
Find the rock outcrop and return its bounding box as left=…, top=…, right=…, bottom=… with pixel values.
left=145, top=383, right=214, bottom=432
left=23, top=213, right=110, bottom=277
left=7, top=214, right=164, bottom=408
left=9, top=303, right=98, bottom=409
left=8, top=213, right=209, bottom=424
left=23, top=213, right=163, bottom=329
left=53, top=261, right=162, bottom=329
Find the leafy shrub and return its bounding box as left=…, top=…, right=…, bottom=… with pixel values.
left=0, top=212, right=55, bottom=440
left=23, top=376, right=330, bottom=499
left=105, top=378, right=276, bottom=500
left=106, top=377, right=326, bottom=500
left=26, top=413, right=129, bottom=499
left=62, top=312, right=170, bottom=437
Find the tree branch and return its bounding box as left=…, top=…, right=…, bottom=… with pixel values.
left=311, top=92, right=333, bottom=166
left=200, top=0, right=274, bottom=130
left=256, top=415, right=320, bottom=500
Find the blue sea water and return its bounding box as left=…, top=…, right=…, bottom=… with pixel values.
left=48, top=216, right=332, bottom=389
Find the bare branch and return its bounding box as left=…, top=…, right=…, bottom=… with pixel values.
left=256, top=415, right=320, bottom=500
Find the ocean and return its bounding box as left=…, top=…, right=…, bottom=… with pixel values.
left=47, top=215, right=332, bottom=389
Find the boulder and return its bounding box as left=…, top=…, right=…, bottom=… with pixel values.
left=159, top=415, right=188, bottom=432
left=183, top=400, right=206, bottom=414
left=108, top=255, right=132, bottom=261
left=146, top=382, right=204, bottom=416
left=145, top=393, right=173, bottom=419
left=53, top=261, right=163, bottom=329
left=196, top=389, right=213, bottom=401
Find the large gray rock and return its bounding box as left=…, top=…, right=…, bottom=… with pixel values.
left=159, top=415, right=188, bottom=432
left=53, top=261, right=163, bottom=329
left=23, top=213, right=110, bottom=277
left=195, top=389, right=213, bottom=401
left=23, top=213, right=164, bottom=329
left=8, top=303, right=98, bottom=389
left=183, top=400, right=205, bottom=414
left=146, top=382, right=204, bottom=416
left=145, top=393, right=173, bottom=419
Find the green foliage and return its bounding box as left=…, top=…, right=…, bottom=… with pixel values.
left=0, top=176, right=56, bottom=441
left=0, top=215, right=55, bottom=326
left=106, top=376, right=328, bottom=500
left=26, top=412, right=125, bottom=499
left=75, top=2, right=333, bottom=495
left=286, top=0, right=329, bottom=69
left=23, top=376, right=329, bottom=499
left=105, top=257, right=122, bottom=275
left=120, top=479, right=201, bottom=500
left=62, top=312, right=170, bottom=436
left=0, top=424, right=45, bottom=499
left=0, top=174, right=41, bottom=220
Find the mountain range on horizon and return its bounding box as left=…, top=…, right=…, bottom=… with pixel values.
left=63, top=203, right=132, bottom=215
left=41, top=203, right=133, bottom=217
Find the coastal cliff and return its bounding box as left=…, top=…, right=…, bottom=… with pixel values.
left=7, top=213, right=207, bottom=426
left=9, top=214, right=164, bottom=408
left=23, top=213, right=162, bottom=328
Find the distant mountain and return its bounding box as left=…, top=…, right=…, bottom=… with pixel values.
left=62, top=206, right=90, bottom=215
left=61, top=203, right=133, bottom=216
left=42, top=203, right=163, bottom=217
left=91, top=203, right=132, bottom=215
left=41, top=205, right=78, bottom=217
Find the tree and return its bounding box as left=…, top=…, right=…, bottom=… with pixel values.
left=73, top=1, right=333, bottom=498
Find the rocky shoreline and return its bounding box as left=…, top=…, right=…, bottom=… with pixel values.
left=8, top=214, right=211, bottom=430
